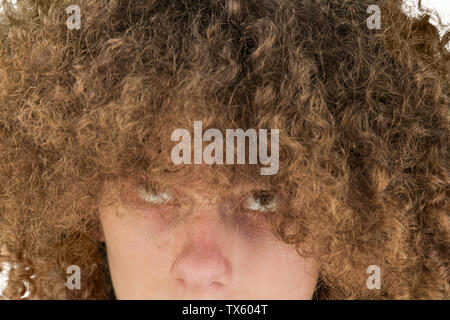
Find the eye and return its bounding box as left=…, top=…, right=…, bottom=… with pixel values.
left=137, top=184, right=175, bottom=204
left=245, top=190, right=277, bottom=212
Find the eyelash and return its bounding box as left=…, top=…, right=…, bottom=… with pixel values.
left=138, top=185, right=277, bottom=214
left=244, top=191, right=277, bottom=213
left=137, top=184, right=175, bottom=204
left=138, top=184, right=277, bottom=213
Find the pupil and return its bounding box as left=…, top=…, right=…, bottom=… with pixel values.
left=255, top=191, right=272, bottom=205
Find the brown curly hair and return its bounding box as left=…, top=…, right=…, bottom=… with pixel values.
left=0, top=0, right=448, bottom=299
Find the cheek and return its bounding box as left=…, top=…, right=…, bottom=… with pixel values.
left=99, top=207, right=178, bottom=298
left=101, top=206, right=178, bottom=261
left=239, top=240, right=319, bottom=299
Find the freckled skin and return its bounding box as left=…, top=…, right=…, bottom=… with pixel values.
left=99, top=178, right=319, bottom=299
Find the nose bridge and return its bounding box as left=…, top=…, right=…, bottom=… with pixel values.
left=186, top=207, right=222, bottom=243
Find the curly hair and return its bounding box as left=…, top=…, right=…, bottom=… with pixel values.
left=0, top=0, right=448, bottom=299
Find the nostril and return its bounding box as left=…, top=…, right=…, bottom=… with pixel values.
left=174, top=278, right=225, bottom=291
left=210, top=281, right=224, bottom=289
left=176, top=278, right=186, bottom=287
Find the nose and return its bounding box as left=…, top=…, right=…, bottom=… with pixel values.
left=171, top=245, right=232, bottom=292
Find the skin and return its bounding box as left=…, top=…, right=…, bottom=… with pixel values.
left=98, top=174, right=319, bottom=300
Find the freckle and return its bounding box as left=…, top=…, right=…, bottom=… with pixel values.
left=155, top=237, right=170, bottom=250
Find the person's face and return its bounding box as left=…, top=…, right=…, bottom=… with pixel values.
left=98, top=175, right=319, bottom=299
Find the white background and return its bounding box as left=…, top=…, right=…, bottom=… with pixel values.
left=0, top=0, right=449, bottom=298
